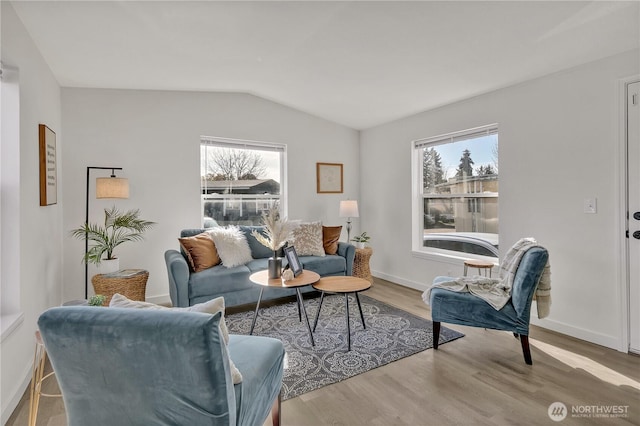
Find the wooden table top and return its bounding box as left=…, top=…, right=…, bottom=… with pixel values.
left=249, top=269, right=320, bottom=289
left=313, top=276, right=372, bottom=293
left=463, top=259, right=495, bottom=268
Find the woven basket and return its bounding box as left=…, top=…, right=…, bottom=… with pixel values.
left=92, top=270, right=148, bottom=306
left=352, top=247, right=373, bottom=284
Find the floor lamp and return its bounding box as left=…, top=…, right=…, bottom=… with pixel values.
left=85, top=167, right=129, bottom=298
left=339, top=200, right=359, bottom=243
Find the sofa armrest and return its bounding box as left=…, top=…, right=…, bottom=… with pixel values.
left=337, top=242, right=356, bottom=276
left=165, top=249, right=190, bottom=307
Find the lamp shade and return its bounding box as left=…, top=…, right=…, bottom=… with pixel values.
left=96, top=177, right=129, bottom=199
left=339, top=200, right=359, bottom=218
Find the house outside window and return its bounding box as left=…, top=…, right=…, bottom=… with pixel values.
left=200, top=137, right=286, bottom=227
left=413, top=124, right=499, bottom=258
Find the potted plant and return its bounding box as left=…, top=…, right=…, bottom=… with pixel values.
left=251, top=207, right=296, bottom=279
left=71, top=206, right=156, bottom=273
left=351, top=232, right=371, bottom=249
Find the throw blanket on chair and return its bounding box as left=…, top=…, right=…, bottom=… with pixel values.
left=422, top=237, right=551, bottom=318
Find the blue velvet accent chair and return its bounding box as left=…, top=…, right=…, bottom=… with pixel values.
left=430, top=246, right=549, bottom=365
left=38, top=306, right=285, bottom=426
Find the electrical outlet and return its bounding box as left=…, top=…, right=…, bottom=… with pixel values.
left=584, top=198, right=597, bottom=214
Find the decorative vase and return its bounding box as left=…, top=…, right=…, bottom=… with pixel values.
left=356, top=242, right=366, bottom=249
left=97, top=258, right=119, bottom=275
left=268, top=256, right=282, bottom=279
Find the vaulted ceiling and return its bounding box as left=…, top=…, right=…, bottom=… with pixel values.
left=10, top=1, right=640, bottom=129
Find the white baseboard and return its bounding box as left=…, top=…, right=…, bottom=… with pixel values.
left=371, top=269, right=429, bottom=292
left=1, top=362, right=32, bottom=425
left=373, top=270, right=623, bottom=352
left=530, top=315, right=622, bottom=351
left=146, top=293, right=172, bottom=306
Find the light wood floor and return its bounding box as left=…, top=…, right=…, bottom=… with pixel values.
left=7, top=278, right=640, bottom=426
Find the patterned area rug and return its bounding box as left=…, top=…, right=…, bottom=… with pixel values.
left=225, top=293, right=464, bottom=400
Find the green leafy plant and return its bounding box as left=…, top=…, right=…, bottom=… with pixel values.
left=351, top=232, right=371, bottom=243
left=70, top=206, right=156, bottom=265
left=88, top=294, right=106, bottom=306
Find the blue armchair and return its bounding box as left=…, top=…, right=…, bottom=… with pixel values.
left=429, top=246, right=549, bottom=365
left=38, top=306, right=285, bottom=426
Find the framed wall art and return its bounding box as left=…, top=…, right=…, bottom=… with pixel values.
left=316, top=162, right=343, bottom=193
left=39, top=124, right=57, bottom=206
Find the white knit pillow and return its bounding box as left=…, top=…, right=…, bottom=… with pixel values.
left=290, top=221, right=325, bottom=256
left=109, top=294, right=241, bottom=384
left=207, top=226, right=253, bottom=268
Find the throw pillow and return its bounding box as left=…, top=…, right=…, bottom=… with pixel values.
left=109, top=294, right=242, bottom=384
left=207, top=226, right=253, bottom=268
left=240, top=225, right=273, bottom=259
left=290, top=221, right=325, bottom=256
left=178, top=232, right=220, bottom=272
left=322, top=226, right=342, bottom=255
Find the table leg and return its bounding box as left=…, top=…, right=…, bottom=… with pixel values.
left=345, top=293, right=351, bottom=351
left=312, top=291, right=325, bottom=332
left=297, top=295, right=302, bottom=322
left=250, top=288, right=264, bottom=335
left=296, top=288, right=315, bottom=347
left=355, top=292, right=366, bottom=329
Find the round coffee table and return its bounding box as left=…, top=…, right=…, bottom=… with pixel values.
left=312, top=276, right=372, bottom=351
left=249, top=269, right=320, bottom=346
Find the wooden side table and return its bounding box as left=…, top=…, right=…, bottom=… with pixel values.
left=29, top=330, right=61, bottom=426
left=353, top=247, right=373, bottom=284
left=312, top=276, right=372, bottom=351
left=91, top=269, right=149, bottom=306
left=463, top=259, right=495, bottom=277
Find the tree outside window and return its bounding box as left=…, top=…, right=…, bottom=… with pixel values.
left=414, top=125, right=499, bottom=257
left=201, top=138, right=286, bottom=226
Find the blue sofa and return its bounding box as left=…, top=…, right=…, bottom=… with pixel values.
left=165, top=226, right=356, bottom=308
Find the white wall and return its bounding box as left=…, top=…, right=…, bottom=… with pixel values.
left=0, top=3, right=63, bottom=423
left=61, top=89, right=359, bottom=303
left=360, top=49, right=639, bottom=350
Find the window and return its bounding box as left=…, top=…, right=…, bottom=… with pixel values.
left=200, top=137, right=286, bottom=226
left=413, top=125, right=499, bottom=258
left=1, top=64, right=24, bottom=340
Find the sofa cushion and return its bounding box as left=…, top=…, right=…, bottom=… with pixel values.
left=178, top=232, right=220, bottom=272
left=245, top=258, right=271, bottom=274
left=189, top=264, right=254, bottom=299
left=240, top=226, right=273, bottom=259
left=300, top=254, right=346, bottom=276
left=322, top=226, right=342, bottom=255
left=208, top=226, right=253, bottom=268
left=228, top=335, right=285, bottom=426
left=290, top=221, right=325, bottom=256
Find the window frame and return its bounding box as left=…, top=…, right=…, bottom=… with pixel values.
left=411, top=124, right=499, bottom=262
left=200, top=136, right=288, bottom=226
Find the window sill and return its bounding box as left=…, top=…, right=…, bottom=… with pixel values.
left=1, top=312, right=25, bottom=343
left=411, top=249, right=499, bottom=267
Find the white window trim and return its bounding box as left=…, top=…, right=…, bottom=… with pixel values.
left=1, top=64, right=23, bottom=338
left=200, top=136, right=288, bottom=218
left=411, top=124, right=499, bottom=261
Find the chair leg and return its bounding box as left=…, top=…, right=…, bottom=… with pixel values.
left=433, top=321, right=441, bottom=350
left=271, top=389, right=281, bottom=426
left=520, top=334, right=533, bottom=365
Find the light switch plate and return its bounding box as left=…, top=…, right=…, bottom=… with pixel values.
left=584, top=198, right=597, bottom=214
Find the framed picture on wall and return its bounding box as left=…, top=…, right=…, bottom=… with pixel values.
left=316, top=162, right=343, bottom=193
left=39, top=124, right=57, bottom=206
